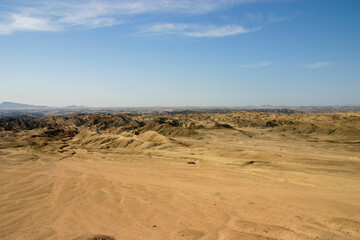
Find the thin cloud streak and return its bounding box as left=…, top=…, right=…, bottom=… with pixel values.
left=0, top=0, right=284, bottom=35
left=239, top=61, right=272, bottom=68
left=142, top=23, right=257, bottom=37
left=186, top=25, right=255, bottom=37
left=304, top=62, right=331, bottom=69
left=46, top=0, right=277, bottom=17
left=0, top=13, right=59, bottom=35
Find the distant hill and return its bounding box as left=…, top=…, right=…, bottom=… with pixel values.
left=0, top=102, right=49, bottom=109
left=65, top=105, right=87, bottom=108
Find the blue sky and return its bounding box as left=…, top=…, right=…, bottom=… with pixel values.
left=0, top=0, right=359, bottom=107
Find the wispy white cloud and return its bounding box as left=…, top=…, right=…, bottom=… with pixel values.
left=48, top=0, right=275, bottom=17
left=246, top=12, right=263, bottom=21
left=239, top=61, right=272, bottom=68
left=0, top=0, right=287, bottom=35
left=0, top=13, right=58, bottom=35
left=304, top=62, right=331, bottom=69
left=143, top=23, right=193, bottom=35
left=142, top=23, right=257, bottom=37
left=267, top=13, right=288, bottom=23
left=267, top=12, right=301, bottom=24
left=187, top=25, right=255, bottom=37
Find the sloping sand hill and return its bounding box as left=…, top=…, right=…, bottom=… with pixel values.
left=0, top=112, right=359, bottom=240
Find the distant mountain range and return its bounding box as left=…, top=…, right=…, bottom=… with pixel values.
left=0, top=102, right=49, bottom=109
left=65, top=105, right=87, bottom=108
left=0, top=102, right=86, bottom=109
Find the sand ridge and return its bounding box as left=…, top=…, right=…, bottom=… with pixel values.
left=0, top=112, right=359, bottom=239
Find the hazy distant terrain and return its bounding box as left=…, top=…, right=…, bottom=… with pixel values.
left=0, top=101, right=49, bottom=109
left=1, top=102, right=359, bottom=118
left=0, top=111, right=359, bottom=239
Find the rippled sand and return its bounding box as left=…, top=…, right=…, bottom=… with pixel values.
left=0, top=112, right=359, bottom=240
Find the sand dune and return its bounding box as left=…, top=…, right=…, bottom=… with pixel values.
left=0, top=112, right=359, bottom=239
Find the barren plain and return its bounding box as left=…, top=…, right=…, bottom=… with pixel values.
left=0, top=111, right=359, bottom=240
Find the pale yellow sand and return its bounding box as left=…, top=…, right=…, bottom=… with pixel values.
left=0, top=113, right=359, bottom=240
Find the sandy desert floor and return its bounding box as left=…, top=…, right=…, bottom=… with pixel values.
left=0, top=112, right=359, bottom=240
